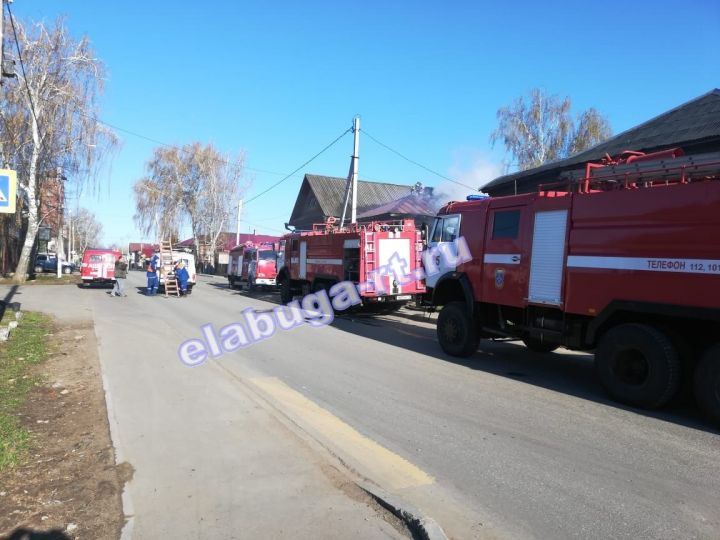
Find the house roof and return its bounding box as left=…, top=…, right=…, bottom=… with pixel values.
left=484, top=89, right=720, bottom=193
left=356, top=193, right=440, bottom=219
left=128, top=242, right=159, bottom=252
left=289, top=174, right=425, bottom=225
left=178, top=232, right=280, bottom=252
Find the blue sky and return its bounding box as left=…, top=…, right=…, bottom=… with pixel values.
left=14, top=0, right=720, bottom=246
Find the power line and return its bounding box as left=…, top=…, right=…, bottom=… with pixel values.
left=362, top=129, right=478, bottom=191
left=5, top=12, right=283, bottom=179
left=7, top=2, right=40, bottom=134
left=66, top=108, right=287, bottom=177
left=244, top=127, right=352, bottom=205
left=239, top=219, right=286, bottom=234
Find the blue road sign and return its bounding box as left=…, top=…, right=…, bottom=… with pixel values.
left=0, top=169, right=17, bottom=214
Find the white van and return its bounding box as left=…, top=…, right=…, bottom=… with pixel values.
left=157, top=250, right=198, bottom=292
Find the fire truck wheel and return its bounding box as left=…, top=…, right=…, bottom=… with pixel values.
left=522, top=337, right=559, bottom=354
left=694, top=344, right=720, bottom=427
left=595, top=324, right=681, bottom=409
left=280, top=278, right=293, bottom=304
left=437, top=302, right=479, bottom=357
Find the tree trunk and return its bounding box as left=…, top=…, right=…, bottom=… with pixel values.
left=13, top=122, right=41, bottom=283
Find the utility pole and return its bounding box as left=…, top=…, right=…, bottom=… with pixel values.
left=235, top=198, right=243, bottom=246
left=350, top=116, right=360, bottom=224
left=55, top=168, right=66, bottom=279
left=340, top=116, right=361, bottom=228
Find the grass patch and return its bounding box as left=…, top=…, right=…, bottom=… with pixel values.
left=0, top=311, right=51, bottom=470
left=0, top=274, right=80, bottom=285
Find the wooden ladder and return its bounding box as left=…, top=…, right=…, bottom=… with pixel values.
left=160, top=240, right=179, bottom=298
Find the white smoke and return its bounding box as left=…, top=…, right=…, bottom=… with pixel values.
left=434, top=151, right=503, bottom=204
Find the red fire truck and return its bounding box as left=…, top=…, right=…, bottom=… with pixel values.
left=424, top=149, right=720, bottom=425
left=80, top=248, right=122, bottom=286
left=227, top=242, right=279, bottom=290
left=277, top=218, right=426, bottom=309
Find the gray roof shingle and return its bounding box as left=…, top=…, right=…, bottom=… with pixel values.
left=306, top=174, right=417, bottom=216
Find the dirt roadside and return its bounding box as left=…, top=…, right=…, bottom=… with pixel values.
left=0, top=317, right=128, bottom=540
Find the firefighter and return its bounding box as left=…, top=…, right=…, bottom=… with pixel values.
left=146, top=259, right=159, bottom=296
left=175, top=261, right=190, bottom=296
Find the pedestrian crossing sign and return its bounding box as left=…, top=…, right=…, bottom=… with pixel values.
left=0, top=169, right=17, bottom=214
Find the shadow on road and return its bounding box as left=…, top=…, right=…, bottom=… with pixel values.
left=0, top=285, right=20, bottom=321
left=330, top=314, right=719, bottom=434
left=2, top=528, right=71, bottom=539
left=205, top=281, right=280, bottom=303
left=75, top=282, right=114, bottom=290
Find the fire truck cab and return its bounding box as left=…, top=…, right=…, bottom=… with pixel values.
left=228, top=242, right=278, bottom=290
left=425, top=149, right=720, bottom=426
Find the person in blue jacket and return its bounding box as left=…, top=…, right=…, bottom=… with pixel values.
left=175, top=260, right=190, bottom=297
left=146, top=260, right=159, bottom=296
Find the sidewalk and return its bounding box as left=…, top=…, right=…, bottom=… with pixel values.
left=0, top=280, right=409, bottom=539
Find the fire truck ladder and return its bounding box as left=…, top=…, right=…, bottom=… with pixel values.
left=364, top=232, right=376, bottom=292
left=160, top=240, right=180, bottom=298
left=556, top=149, right=720, bottom=193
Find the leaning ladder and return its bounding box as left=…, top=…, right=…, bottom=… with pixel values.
left=160, top=240, right=179, bottom=298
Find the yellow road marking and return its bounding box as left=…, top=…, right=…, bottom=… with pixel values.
left=250, top=376, right=434, bottom=490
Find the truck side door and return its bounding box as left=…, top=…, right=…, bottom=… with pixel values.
left=481, top=203, right=530, bottom=308
left=242, top=251, right=252, bottom=281
left=425, top=214, right=461, bottom=289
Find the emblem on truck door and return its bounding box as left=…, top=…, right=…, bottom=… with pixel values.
left=495, top=268, right=505, bottom=289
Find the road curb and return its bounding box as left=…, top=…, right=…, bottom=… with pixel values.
left=217, top=365, right=449, bottom=540
left=359, top=483, right=448, bottom=540
left=95, top=323, right=135, bottom=540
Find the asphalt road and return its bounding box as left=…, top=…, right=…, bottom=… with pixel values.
left=9, top=273, right=719, bottom=539
left=168, top=273, right=720, bottom=539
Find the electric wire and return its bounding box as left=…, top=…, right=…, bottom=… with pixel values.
left=243, top=127, right=352, bottom=204
left=7, top=15, right=468, bottom=204
left=362, top=129, right=478, bottom=191
left=65, top=106, right=287, bottom=177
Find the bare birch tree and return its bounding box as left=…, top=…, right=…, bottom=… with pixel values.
left=491, top=88, right=612, bottom=171
left=133, top=146, right=189, bottom=243
left=194, top=146, right=245, bottom=268
left=0, top=18, right=117, bottom=282
left=133, top=143, right=247, bottom=266
left=70, top=207, right=103, bottom=255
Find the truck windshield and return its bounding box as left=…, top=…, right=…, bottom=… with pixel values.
left=258, top=250, right=276, bottom=261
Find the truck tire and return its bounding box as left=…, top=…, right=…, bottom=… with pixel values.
left=62, top=266, right=71, bottom=274
left=694, top=344, right=720, bottom=427
left=595, top=323, right=681, bottom=409
left=437, top=301, right=479, bottom=357
left=522, top=337, right=559, bottom=353
left=280, top=278, right=293, bottom=304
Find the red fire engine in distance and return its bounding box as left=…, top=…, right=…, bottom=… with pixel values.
left=227, top=241, right=280, bottom=290
left=277, top=217, right=426, bottom=311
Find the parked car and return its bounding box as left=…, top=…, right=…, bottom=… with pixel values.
left=42, top=257, right=76, bottom=274
left=33, top=253, right=49, bottom=273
